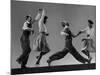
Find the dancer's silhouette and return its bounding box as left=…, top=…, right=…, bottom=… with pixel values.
left=79, top=20, right=95, bottom=60
left=47, top=20, right=91, bottom=66
left=35, top=9, right=50, bottom=65
left=16, top=15, right=37, bottom=68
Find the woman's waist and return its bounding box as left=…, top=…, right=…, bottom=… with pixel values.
left=65, top=37, right=72, bottom=40
left=39, top=32, right=47, bottom=37
left=22, top=30, right=31, bottom=35
left=21, top=33, right=30, bottom=40
left=65, top=40, right=72, bottom=45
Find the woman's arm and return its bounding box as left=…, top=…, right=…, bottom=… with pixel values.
left=34, top=9, right=42, bottom=21
left=74, top=27, right=88, bottom=37
left=39, top=9, right=46, bottom=24
left=71, top=30, right=86, bottom=38
left=38, top=9, right=46, bottom=32
left=31, top=9, right=42, bottom=24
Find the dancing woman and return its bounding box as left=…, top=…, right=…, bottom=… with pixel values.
left=16, top=15, right=37, bottom=68
left=78, top=20, right=95, bottom=60
left=47, top=20, right=90, bottom=66
left=35, top=9, right=50, bottom=65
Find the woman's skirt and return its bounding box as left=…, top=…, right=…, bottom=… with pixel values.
left=35, top=32, right=50, bottom=53
left=81, top=38, right=95, bottom=52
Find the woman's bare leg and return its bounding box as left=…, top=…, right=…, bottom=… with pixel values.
left=36, top=52, right=44, bottom=65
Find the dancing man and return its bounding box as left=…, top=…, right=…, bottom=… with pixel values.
left=47, top=20, right=91, bottom=66
left=78, top=20, right=95, bottom=61
left=16, top=15, right=37, bottom=68
left=35, top=8, right=50, bottom=65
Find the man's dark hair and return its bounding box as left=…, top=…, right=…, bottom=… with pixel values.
left=88, top=19, right=94, bottom=24
left=44, top=16, right=48, bottom=24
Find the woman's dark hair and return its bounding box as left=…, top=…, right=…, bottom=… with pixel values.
left=88, top=19, right=94, bottom=24
left=26, top=15, right=32, bottom=20
left=61, top=22, right=69, bottom=27
left=43, top=16, right=48, bottom=24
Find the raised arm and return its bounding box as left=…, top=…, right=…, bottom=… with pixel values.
left=34, top=9, right=42, bottom=21
left=31, top=9, right=44, bottom=27
left=38, top=9, right=46, bottom=29
left=40, top=9, right=46, bottom=23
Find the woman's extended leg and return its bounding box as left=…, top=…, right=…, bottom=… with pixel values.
left=47, top=48, right=69, bottom=66
left=70, top=46, right=90, bottom=64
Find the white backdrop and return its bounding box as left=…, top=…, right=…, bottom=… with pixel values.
left=0, top=0, right=99, bottom=75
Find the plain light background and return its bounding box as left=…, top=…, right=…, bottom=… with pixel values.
left=11, top=0, right=96, bottom=68
left=0, top=0, right=100, bottom=75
